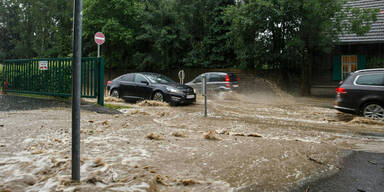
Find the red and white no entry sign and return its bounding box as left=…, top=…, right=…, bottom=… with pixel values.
left=94, top=32, right=105, bottom=45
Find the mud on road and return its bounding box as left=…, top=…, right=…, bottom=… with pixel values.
left=1, top=93, right=384, bottom=192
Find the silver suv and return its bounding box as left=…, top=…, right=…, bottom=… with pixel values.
left=186, top=72, right=239, bottom=94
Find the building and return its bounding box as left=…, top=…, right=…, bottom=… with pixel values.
left=311, top=0, right=384, bottom=96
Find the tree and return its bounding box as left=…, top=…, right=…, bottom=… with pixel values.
left=224, top=0, right=378, bottom=94
left=1, top=0, right=378, bottom=93
left=83, top=0, right=142, bottom=68
left=0, top=0, right=73, bottom=60
left=132, top=0, right=236, bottom=70
left=180, top=0, right=236, bottom=68
left=132, top=0, right=190, bottom=70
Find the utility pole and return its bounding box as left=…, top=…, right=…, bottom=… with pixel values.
left=72, top=0, right=82, bottom=181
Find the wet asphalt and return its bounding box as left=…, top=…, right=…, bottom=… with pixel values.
left=1, top=94, right=383, bottom=192
left=295, top=151, right=384, bottom=192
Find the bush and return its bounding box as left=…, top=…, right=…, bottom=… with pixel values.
left=367, top=57, right=384, bottom=68
left=0, top=65, right=3, bottom=91
left=2, top=63, right=72, bottom=95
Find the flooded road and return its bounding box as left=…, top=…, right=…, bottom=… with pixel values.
left=0, top=92, right=384, bottom=191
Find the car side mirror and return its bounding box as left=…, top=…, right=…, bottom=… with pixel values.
left=141, top=81, right=149, bottom=85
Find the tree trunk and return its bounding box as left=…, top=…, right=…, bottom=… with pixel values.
left=300, top=51, right=312, bottom=96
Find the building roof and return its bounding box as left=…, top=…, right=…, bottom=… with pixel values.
left=338, top=0, right=384, bottom=44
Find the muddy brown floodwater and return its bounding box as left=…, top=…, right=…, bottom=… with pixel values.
left=1, top=92, right=384, bottom=192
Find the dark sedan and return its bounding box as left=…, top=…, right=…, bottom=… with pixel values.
left=334, top=68, right=384, bottom=120
left=106, top=72, right=196, bottom=105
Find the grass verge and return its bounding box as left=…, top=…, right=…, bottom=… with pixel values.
left=1, top=92, right=70, bottom=102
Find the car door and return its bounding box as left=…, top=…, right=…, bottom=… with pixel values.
left=119, top=74, right=135, bottom=98
left=207, top=73, right=225, bottom=92
left=354, top=73, right=384, bottom=103
left=133, top=74, right=152, bottom=99
left=188, top=74, right=203, bottom=93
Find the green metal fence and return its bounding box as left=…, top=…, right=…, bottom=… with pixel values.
left=1, top=57, right=104, bottom=105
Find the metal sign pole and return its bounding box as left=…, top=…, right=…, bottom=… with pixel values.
left=178, top=70, right=185, bottom=84
left=97, top=44, right=100, bottom=58
left=72, top=0, right=82, bottom=182
left=202, top=75, right=207, bottom=117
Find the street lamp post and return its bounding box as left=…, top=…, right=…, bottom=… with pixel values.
left=72, top=0, right=82, bottom=182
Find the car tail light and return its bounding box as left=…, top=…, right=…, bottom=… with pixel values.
left=225, top=74, right=230, bottom=82
left=336, top=87, right=347, bottom=94
left=107, top=81, right=112, bottom=85
left=225, top=74, right=230, bottom=88
left=237, top=77, right=240, bottom=81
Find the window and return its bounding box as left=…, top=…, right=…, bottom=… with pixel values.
left=193, top=75, right=202, bottom=83
left=208, top=74, right=225, bottom=82
left=121, top=74, right=134, bottom=82
left=143, top=73, right=175, bottom=84
left=342, top=56, right=358, bottom=80
left=355, top=73, right=384, bottom=86
left=134, top=74, right=148, bottom=84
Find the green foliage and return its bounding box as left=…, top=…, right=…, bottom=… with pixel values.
left=181, top=0, right=236, bottom=68
left=0, top=0, right=73, bottom=60
left=0, top=0, right=378, bottom=94
left=223, top=0, right=348, bottom=70
left=367, top=57, right=384, bottom=68
left=0, top=65, right=3, bottom=90
left=5, top=64, right=72, bottom=95
left=82, top=0, right=236, bottom=70
left=132, top=0, right=189, bottom=70
left=223, top=0, right=377, bottom=94
left=343, top=6, right=379, bottom=36
left=83, top=0, right=141, bottom=68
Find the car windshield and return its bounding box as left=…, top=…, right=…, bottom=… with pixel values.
left=143, top=73, right=176, bottom=84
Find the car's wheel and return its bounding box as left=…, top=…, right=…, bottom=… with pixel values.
left=362, top=103, right=384, bottom=120
left=152, top=91, right=164, bottom=102
left=111, top=89, right=120, bottom=98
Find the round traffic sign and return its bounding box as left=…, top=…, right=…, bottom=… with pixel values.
left=94, top=32, right=105, bottom=45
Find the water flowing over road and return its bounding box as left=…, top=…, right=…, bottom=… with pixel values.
left=1, top=92, right=383, bottom=192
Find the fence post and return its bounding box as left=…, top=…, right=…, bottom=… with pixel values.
left=97, top=57, right=104, bottom=106
left=1, top=63, right=5, bottom=94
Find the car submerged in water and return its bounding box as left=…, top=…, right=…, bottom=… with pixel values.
left=106, top=72, right=196, bottom=105
left=334, top=68, right=384, bottom=120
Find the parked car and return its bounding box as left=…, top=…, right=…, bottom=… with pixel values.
left=334, top=68, right=384, bottom=120
left=106, top=72, right=196, bottom=105
left=186, top=72, right=239, bottom=94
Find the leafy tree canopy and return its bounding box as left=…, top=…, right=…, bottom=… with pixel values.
left=0, top=0, right=379, bottom=93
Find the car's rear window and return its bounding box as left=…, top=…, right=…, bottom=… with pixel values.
left=228, top=73, right=238, bottom=82
left=355, top=73, right=384, bottom=86
left=120, top=74, right=134, bottom=82
left=208, top=73, right=238, bottom=82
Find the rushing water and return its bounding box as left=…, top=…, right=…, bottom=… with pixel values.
left=1, top=82, right=384, bottom=191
